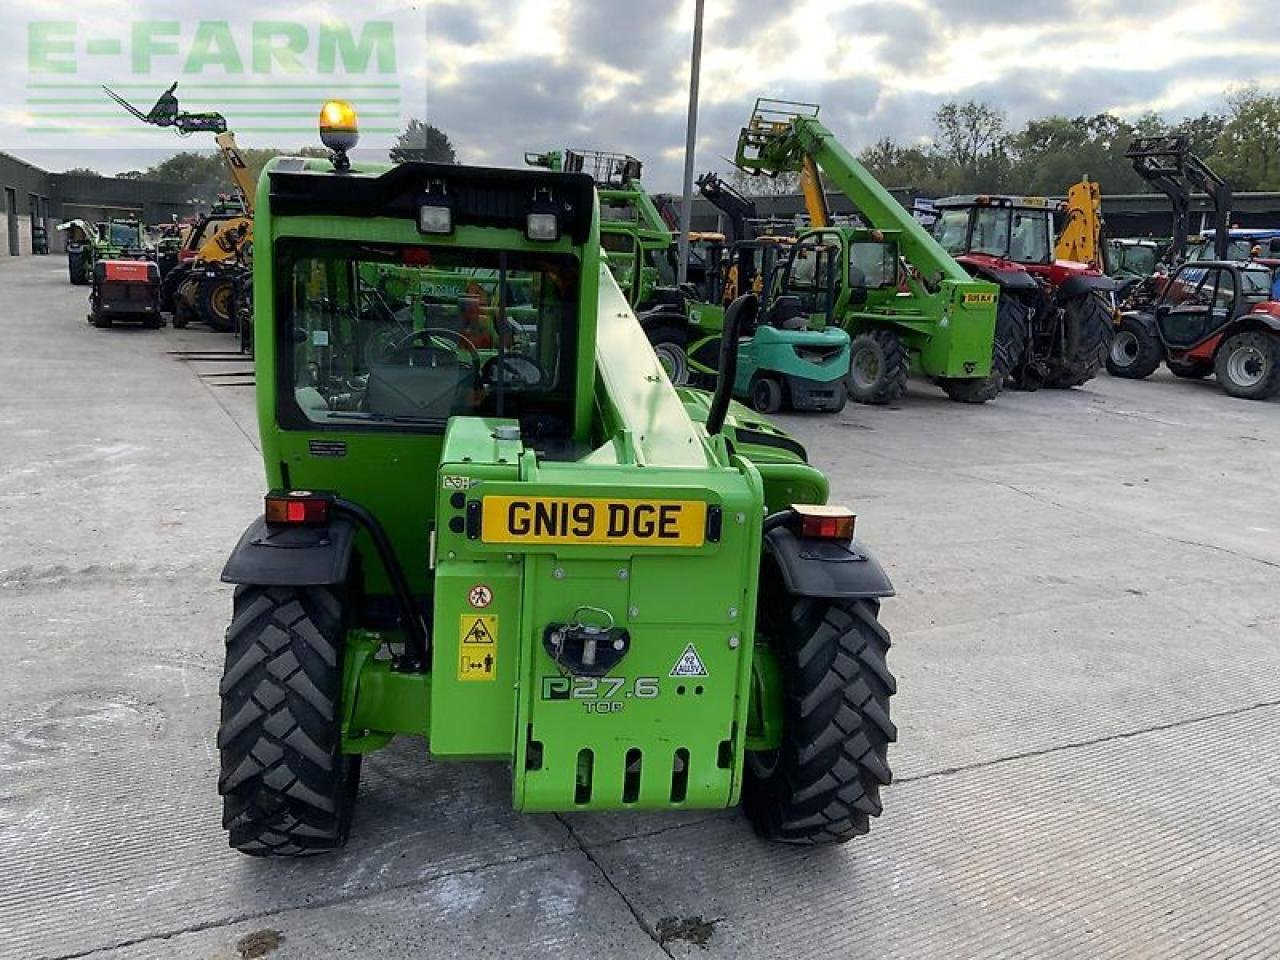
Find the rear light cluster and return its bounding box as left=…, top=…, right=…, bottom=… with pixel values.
left=265, top=490, right=332, bottom=526
left=792, top=504, right=856, bottom=542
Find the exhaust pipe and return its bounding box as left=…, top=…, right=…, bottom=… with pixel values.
left=705, top=293, right=758, bottom=436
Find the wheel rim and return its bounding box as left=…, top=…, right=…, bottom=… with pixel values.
left=654, top=342, right=689, bottom=385
left=210, top=284, right=233, bottom=321
left=1227, top=344, right=1269, bottom=388
left=1110, top=330, right=1139, bottom=367
left=850, top=345, right=881, bottom=389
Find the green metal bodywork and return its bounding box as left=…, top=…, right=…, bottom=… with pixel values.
left=57, top=217, right=150, bottom=279
left=735, top=100, right=1000, bottom=383
left=250, top=155, right=824, bottom=812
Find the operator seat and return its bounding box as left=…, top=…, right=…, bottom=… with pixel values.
left=368, top=345, right=475, bottom=419
left=762, top=295, right=808, bottom=331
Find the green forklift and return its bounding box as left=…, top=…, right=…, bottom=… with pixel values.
left=216, top=101, right=896, bottom=855
left=735, top=99, right=1008, bottom=404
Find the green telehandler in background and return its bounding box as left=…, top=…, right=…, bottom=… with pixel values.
left=215, top=101, right=897, bottom=856
left=735, top=99, right=1011, bottom=404
left=56, top=218, right=149, bottom=285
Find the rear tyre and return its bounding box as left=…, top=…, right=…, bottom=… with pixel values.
left=1166, top=358, right=1213, bottom=379
left=1215, top=330, right=1280, bottom=401
left=749, top=376, right=784, bottom=414
left=1105, top=314, right=1162, bottom=380
left=218, top=585, right=360, bottom=857
left=68, top=251, right=91, bottom=285
left=940, top=293, right=1028, bottom=403
left=744, top=574, right=895, bottom=845
left=159, top=263, right=188, bottom=314
left=199, top=278, right=237, bottom=333
left=89, top=308, right=111, bottom=329
left=846, top=328, right=909, bottom=405
left=1048, top=292, right=1112, bottom=387
left=649, top=324, right=691, bottom=386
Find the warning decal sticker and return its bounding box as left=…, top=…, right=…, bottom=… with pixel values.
left=669, top=643, right=709, bottom=678
left=458, top=615, right=498, bottom=681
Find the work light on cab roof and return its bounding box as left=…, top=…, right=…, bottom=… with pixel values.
left=319, top=99, right=359, bottom=170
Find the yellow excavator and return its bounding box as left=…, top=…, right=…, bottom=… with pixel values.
left=105, top=83, right=253, bottom=332
left=1055, top=176, right=1106, bottom=270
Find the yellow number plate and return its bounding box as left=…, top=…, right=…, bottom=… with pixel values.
left=963, top=292, right=997, bottom=306
left=481, top=496, right=707, bottom=547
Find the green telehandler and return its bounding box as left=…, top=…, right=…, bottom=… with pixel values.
left=735, top=99, right=1010, bottom=404
left=216, top=102, right=897, bottom=856
left=56, top=217, right=149, bottom=285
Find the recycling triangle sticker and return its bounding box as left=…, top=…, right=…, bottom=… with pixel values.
left=670, top=643, right=709, bottom=678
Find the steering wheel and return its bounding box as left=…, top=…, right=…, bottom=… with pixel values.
left=382, top=327, right=481, bottom=372
left=482, top=353, right=545, bottom=389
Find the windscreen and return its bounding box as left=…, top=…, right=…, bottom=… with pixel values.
left=109, top=222, right=141, bottom=247
left=933, top=209, right=970, bottom=255
left=277, top=240, right=579, bottom=430
left=1241, top=268, right=1273, bottom=298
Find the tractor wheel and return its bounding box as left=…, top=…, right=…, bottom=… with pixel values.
left=1215, top=330, right=1280, bottom=401
left=846, top=328, right=909, bottom=405
left=1048, top=292, right=1112, bottom=387
left=171, top=275, right=200, bottom=329
left=941, top=292, right=1029, bottom=403
left=89, top=307, right=111, bottom=329
left=199, top=278, right=237, bottom=333
left=218, top=584, right=361, bottom=857
left=749, top=376, right=784, bottom=414
left=649, top=325, right=691, bottom=386
left=159, top=264, right=188, bottom=314
left=1167, top=358, right=1213, bottom=379
left=1105, top=314, right=1162, bottom=380
left=68, top=251, right=90, bottom=286
left=744, top=570, right=895, bottom=844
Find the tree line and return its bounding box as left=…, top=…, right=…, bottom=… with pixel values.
left=729, top=87, right=1280, bottom=199
left=860, top=88, right=1280, bottom=197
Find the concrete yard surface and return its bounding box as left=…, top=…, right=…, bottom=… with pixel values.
left=1, top=254, right=1278, bottom=959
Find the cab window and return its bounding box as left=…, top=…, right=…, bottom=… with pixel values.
left=277, top=239, right=579, bottom=431
left=1009, top=210, right=1050, bottom=263
left=970, top=207, right=1011, bottom=257
left=933, top=209, right=969, bottom=255
left=849, top=241, right=898, bottom=289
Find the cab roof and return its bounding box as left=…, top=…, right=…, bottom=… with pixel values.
left=265, top=158, right=597, bottom=244
left=934, top=195, right=1059, bottom=211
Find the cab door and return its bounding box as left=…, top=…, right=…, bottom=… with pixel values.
left=1157, top=265, right=1235, bottom=347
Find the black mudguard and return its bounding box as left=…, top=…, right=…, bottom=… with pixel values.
left=1057, top=274, right=1116, bottom=300
left=1241, top=313, right=1280, bottom=334
left=764, top=527, right=895, bottom=600
left=221, top=516, right=357, bottom=587
left=972, top=265, right=1040, bottom=292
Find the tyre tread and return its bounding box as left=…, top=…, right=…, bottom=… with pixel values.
left=218, top=585, right=357, bottom=857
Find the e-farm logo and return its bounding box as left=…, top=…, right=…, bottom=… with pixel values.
left=22, top=20, right=407, bottom=138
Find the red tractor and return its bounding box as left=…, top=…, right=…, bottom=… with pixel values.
left=1106, top=260, right=1280, bottom=400
left=932, top=195, right=1116, bottom=389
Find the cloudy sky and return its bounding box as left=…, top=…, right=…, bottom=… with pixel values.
left=4, top=0, right=1277, bottom=189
